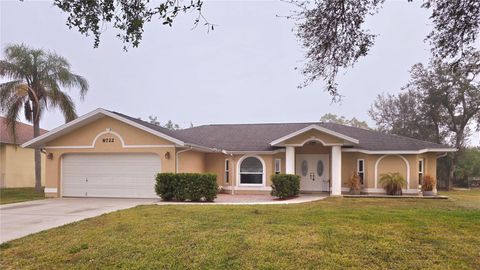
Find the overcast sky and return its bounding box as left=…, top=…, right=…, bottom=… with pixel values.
left=1, top=0, right=478, bottom=145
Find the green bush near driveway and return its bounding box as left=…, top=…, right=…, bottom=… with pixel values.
left=155, top=173, right=218, bottom=202
left=271, top=174, right=300, bottom=199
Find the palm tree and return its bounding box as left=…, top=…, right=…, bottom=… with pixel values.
left=379, top=172, right=406, bottom=195
left=0, top=44, right=88, bottom=192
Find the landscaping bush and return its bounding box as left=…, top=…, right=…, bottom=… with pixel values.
left=155, top=173, right=218, bottom=202
left=154, top=173, right=177, bottom=201
left=347, top=172, right=361, bottom=195
left=422, top=175, right=436, bottom=192
left=379, top=172, right=406, bottom=195
left=271, top=174, right=300, bottom=199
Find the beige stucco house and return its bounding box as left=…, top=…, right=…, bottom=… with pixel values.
left=22, top=108, right=456, bottom=198
left=0, top=117, right=46, bottom=188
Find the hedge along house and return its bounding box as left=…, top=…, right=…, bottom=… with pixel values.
left=22, top=108, right=456, bottom=198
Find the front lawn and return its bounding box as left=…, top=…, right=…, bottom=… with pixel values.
left=1, top=190, right=479, bottom=269
left=0, top=187, right=45, bottom=205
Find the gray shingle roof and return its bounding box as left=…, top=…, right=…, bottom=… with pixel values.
left=110, top=111, right=453, bottom=152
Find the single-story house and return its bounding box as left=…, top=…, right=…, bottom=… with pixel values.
left=22, top=108, right=456, bottom=198
left=1, top=116, right=47, bottom=188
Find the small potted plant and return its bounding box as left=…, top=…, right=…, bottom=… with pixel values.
left=422, top=175, right=436, bottom=196
left=379, top=172, right=406, bottom=195
left=347, top=172, right=361, bottom=195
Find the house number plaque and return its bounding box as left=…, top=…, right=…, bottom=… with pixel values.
left=102, top=137, right=115, bottom=143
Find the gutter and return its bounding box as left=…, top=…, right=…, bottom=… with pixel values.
left=436, top=152, right=449, bottom=159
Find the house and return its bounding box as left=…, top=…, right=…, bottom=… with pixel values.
left=1, top=117, right=47, bottom=188
left=22, top=108, right=456, bottom=198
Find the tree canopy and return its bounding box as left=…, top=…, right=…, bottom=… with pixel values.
left=49, top=1, right=480, bottom=97
left=320, top=113, right=370, bottom=129
left=291, top=0, right=479, bottom=97
left=369, top=51, right=480, bottom=188
left=0, top=43, right=89, bottom=192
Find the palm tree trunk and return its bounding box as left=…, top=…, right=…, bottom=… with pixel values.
left=33, top=115, right=42, bottom=193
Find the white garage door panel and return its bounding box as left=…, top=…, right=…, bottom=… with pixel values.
left=62, top=154, right=161, bottom=198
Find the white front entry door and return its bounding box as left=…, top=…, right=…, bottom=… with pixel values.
left=296, top=154, right=330, bottom=192
left=62, top=153, right=161, bottom=198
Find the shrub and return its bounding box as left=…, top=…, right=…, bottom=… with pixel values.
left=347, top=172, right=361, bottom=194
left=422, top=175, right=436, bottom=192
left=155, top=173, right=218, bottom=202
left=271, top=174, right=300, bottom=199
left=379, top=172, right=406, bottom=195
left=155, top=173, right=177, bottom=201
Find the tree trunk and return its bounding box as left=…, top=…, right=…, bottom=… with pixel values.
left=448, top=158, right=456, bottom=190
left=33, top=115, right=42, bottom=193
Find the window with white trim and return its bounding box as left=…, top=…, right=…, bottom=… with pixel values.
left=418, top=159, right=424, bottom=185
left=357, top=159, right=365, bottom=185
left=274, top=159, right=281, bottom=175
left=240, top=157, right=263, bottom=184
left=224, top=159, right=230, bottom=183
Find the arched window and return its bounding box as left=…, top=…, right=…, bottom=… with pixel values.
left=239, top=156, right=264, bottom=185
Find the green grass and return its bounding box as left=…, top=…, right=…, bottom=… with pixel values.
left=1, top=190, right=479, bottom=269
left=0, top=187, right=45, bottom=205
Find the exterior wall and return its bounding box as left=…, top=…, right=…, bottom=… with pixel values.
left=205, top=153, right=230, bottom=186
left=283, top=130, right=344, bottom=145
left=178, top=150, right=206, bottom=173
left=0, top=143, right=45, bottom=188
left=341, top=153, right=439, bottom=193
left=376, top=155, right=408, bottom=186
left=43, top=116, right=176, bottom=197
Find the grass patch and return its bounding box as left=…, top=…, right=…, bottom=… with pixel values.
left=0, top=187, right=45, bottom=205
left=1, top=190, right=479, bottom=269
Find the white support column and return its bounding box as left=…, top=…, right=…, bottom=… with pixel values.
left=331, top=145, right=342, bottom=196
left=286, top=146, right=295, bottom=174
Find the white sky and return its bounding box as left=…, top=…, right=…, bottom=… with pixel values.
left=1, top=0, right=478, bottom=145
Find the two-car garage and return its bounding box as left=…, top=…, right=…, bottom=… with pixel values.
left=61, top=153, right=161, bottom=198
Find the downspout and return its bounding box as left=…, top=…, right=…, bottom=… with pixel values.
left=176, top=147, right=192, bottom=173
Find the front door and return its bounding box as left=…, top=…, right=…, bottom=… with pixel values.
left=296, top=154, right=330, bottom=192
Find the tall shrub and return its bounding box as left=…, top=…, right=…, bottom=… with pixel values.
left=155, top=173, right=218, bottom=202
left=271, top=174, right=300, bottom=199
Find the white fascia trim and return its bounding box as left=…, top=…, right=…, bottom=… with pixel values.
left=44, top=187, right=58, bottom=193
left=224, top=149, right=286, bottom=155
left=44, top=130, right=177, bottom=149
left=45, top=145, right=176, bottom=149
left=22, top=108, right=185, bottom=148
left=341, top=148, right=458, bottom=154
left=270, top=125, right=359, bottom=146
left=22, top=108, right=104, bottom=148
left=183, top=143, right=220, bottom=153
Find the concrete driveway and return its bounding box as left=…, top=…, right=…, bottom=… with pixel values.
left=0, top=198, right=157, bottom=243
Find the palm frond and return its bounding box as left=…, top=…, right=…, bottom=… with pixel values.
left=0, top=60, right=25, bottom=80
left=46, top=89, right=77, bottom=122
left=4, top=95, right=25, bottom=144
left=47, top=71, right=89, bottom=100
left=0, top=80, right=24, bottom=111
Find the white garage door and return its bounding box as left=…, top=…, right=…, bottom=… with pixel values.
left=62, top=153, right=161, bottom=198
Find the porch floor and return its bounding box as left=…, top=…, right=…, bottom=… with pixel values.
left=156, top=194, right=328, bottom=205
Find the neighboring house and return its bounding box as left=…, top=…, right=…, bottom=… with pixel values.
left=22, top=108, right=456, bottom=198
left=0, top=117, right=47, bottom=188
